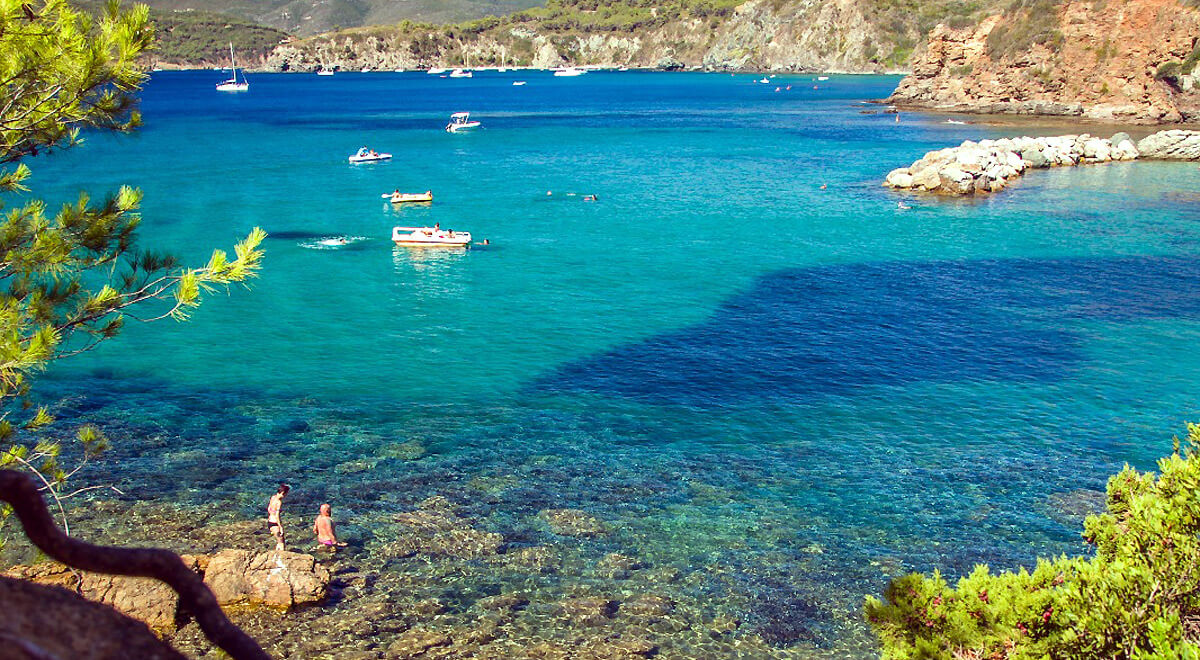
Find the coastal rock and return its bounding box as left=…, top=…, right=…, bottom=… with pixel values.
left=1137, top=130, right=1200, bottom=160
left=885, top=133, right=1134, bottom=196
left=203, top=549, right=330, bottom=608
left=0, top=575, right=186, bottom=659
left=888, top=0, right=1200, bottom=124
left=6, top=561, right=182, bottom=633
left=538, top=508, right=610, bottom=538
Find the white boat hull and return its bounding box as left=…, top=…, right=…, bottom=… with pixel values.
left=216, top=80, right=248, bottom=92
left=446, top=122, right=481, bottom=133
left=390, top=192, right=433, bottom=203
left=349, top=153, right=392, bottom=163
left=553, top=67, right=585, bottom=77
left=392, top=226, right=471, bottom=247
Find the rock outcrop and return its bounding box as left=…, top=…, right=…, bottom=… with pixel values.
left=203, top=549, right=331, bottom=608
left=889, top=0, right=1200, bottom=123
left=884, top=133, right=1140, bottom=195
left=7, top=549, right=331, bottom=633
left=1137, top=129, right=1200, bottom=160
left=0, top=575, right=185, bottom=659
left=5, top=562, right=184, bottom=633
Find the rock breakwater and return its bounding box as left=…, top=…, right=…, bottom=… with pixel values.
left=884, top=133, right=1140, bottom=195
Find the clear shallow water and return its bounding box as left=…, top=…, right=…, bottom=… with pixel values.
left=22, top=70, right=1200, bottom=655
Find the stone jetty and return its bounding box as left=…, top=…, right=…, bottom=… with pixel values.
left=883, top=129, right=1200, bottom=196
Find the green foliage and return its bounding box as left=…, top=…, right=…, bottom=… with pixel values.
left=866, top=424, right=1200, bottom=659
left=986, top=0, right=1065, bottom=60
left=71, top=1, right=291, bottom=65
left=1156, top=61, right=1183, bottom=86
left=0, top=0, right=265, bottom=540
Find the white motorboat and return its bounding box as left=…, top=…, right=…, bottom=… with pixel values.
left=445, top=112, right=481, bottom=133
left=757, top=77, right=770, bottom=84
left=392, top=226, right=471, bottom=247
left=553, top=66, right=586, bottom=77
left=449, top=68, right=473, bottom=78
left=215, top=43, right=249, bottom=92
left=383, top=190, right=434, bottom=204
left=512, top=81, right=527, bottom=86
left=618, top=66, right=629, bottom=72
left=361, top=66, right=371, bottom=73
left=317, top=67, right=335, bottom=76
left=349, top=147, right=392, bottom=163
left=817, top=75, right=830, bottom=81
left=427, top=67, right=447, bottom=74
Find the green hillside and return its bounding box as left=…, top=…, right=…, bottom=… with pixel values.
left=130, top=0, right=543, bottom=36
left=151, top=9, right=291, bottom=64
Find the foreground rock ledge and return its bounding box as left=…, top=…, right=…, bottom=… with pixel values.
left=884, top=129, right=1200, bottom=196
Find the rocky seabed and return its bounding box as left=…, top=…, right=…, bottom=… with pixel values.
left=884, top=129, right=1200, bottom=196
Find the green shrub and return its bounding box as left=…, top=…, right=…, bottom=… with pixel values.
left=1156, top=61, right=1183, bottom=82
left=866, top=424, right=1200, bottom=659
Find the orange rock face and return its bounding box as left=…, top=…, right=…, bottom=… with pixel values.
left=890, top=0, right=1200, bottom=124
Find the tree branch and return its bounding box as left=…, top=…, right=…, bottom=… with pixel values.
left=0, top=469, right=270, bottom=660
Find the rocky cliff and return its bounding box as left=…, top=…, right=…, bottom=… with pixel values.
left=889, top=0, right=1200, bottom=123
left=263, top=0, right=967, bottom=73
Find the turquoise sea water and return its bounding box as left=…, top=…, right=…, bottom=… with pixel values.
left=23, top=70, right=1200, bottom=654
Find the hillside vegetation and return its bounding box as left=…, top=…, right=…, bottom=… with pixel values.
left=267, top=0, right=1010, bottom=73
left=151, top=9, right=291, bottom=65
left=128, top=0, right=542, bottom=36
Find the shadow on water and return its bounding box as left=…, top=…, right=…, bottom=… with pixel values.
left=535, top=255, right=1200, bottom=406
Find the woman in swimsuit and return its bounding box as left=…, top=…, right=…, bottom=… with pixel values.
left=267, top=483, right=289, bottom=552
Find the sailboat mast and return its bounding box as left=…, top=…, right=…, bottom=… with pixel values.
left=229, top=42, right=237, bottom=82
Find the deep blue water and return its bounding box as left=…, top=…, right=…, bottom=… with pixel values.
left=20, top=69, right=1200, bottom=655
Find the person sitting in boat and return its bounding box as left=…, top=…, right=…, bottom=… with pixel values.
left=357, top=147, right=369, bottom=157
left=369, top=149, right=378, bottom=157
left=583, top=194, right=598, bottom=202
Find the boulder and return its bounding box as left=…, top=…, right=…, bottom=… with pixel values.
left=884, top=168, right=913, bottom=188
left=911, top=167, right=941, bottom=191
left=1114, top=139, right=1139, bottom=160
left=1110, top=132, right=1131, bottom=147
left=1020, top=149, right=1048, bottom=168
left=6, top=561, right=182, bottom=633
left=937, top=166, right=975, bottom=195
left=556, top=596, right=618, bottom=625
left=0, top=575, right=186, bottom=659
left=1137, top=130, right=1200, bottom=160
left=203, top=549, right=330, bottom=608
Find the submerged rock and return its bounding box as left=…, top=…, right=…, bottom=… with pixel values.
left=538, top=508, right=610, bottom=538
left=386, top=627, right=452, bottom=658
left=556, top=596, right=619, bottom=625
left=383, top=497, right=504, bottom=559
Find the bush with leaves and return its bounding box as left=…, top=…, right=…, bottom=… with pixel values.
left=0, top=0, right=265, bottom=541
left=866, top=424, right=1200, bottom=659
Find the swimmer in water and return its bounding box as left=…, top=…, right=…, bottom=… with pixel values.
left=897, top=201, right=911, bottom=210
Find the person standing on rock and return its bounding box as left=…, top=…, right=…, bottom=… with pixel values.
left=313, top=503, right=347, bottom=550
left=267, top=483, right=289, bottom=552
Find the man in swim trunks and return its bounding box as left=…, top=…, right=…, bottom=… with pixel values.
left=313, top=503, right=346, bottom=550
left=267, top=483, right=289, bottom=552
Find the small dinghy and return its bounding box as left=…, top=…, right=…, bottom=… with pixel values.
left=349, top=147, right=392, bottom=164
left=383, top=191, right=433, bottom=204
left=393, top=225, right=471, bottom=247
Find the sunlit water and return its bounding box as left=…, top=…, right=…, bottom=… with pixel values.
left=20, top=70, right=1200, bottom=655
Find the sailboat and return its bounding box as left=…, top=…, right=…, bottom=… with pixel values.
left=216, top=43, right=249, bottom=92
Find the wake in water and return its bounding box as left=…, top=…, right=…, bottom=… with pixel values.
left=298, top=235, right=369, bottom=250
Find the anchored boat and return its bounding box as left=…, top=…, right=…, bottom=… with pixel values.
left=385, top=191, right=433, bottom=204
left=553, top=66, right=586, bottom=77
left=349, top=147, right=392, bottom=164
left=392, top=226, right=471, bottom=247
left=215, top=43, right=248, bottom=92
left=445, top=112, right=481, bottom=133
left=449, top=68, right=473, bottom=78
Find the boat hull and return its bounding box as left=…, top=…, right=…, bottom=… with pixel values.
left=349, top=154, right=392, bottom=163
left=390, top=193, right=433, bottom=203
left=392, top=227, right=471, bottom=247
left=216, top=82, right=248, bottom=92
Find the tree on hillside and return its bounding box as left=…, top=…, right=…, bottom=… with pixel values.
left=866, top=424, right=1200, bottom=659
left=0, top=0, right=265, bottom=539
